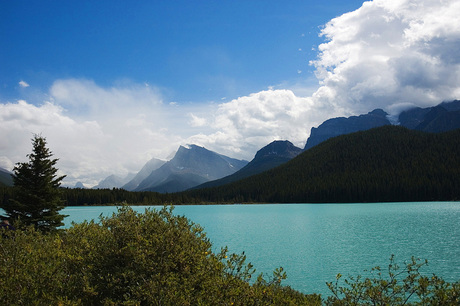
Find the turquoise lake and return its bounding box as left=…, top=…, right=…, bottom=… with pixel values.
left=62, top=202, right=460, bottom=296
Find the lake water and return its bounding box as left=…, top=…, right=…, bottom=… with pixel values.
left=62, top=202, right=460, bottom=296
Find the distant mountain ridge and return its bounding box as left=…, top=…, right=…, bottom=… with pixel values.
left=194, top=140, right=302, bottom=189
left=135, top=145, right=248, bottom=193
left=78, top=100, right=460, bottom=191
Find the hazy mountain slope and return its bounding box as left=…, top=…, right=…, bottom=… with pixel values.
left=398, top=107, right=431, bottom=129
left=122, top=158, right=166, bottom=191
left=0, top=167, right=13, bottom=187
left=438, top=100, right=460, bottom=111
left=304, top=109, right=390, bottom=150
left=148, top=173, right=209, bottom=193
left=94, top=173, right=135, bottom=189
left=399, top=100, right=460, bottom=133
left=415, top=107, right=460, bottom=133
left=136, top=145, right=247, bottom=193
left=194, top=140, right=302, bottom=189
left=74, top=182, right=86, bottom=189
left=186, top=126, right=460, bottom=203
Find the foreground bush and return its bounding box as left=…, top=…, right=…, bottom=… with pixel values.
left=326, top=255, right=459, bottom=305
left=0, top=206, right=320, bottom=305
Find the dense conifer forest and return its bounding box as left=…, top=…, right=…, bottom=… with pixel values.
left=0, top=186, right=188, bottom=207
left=61, top=187, right=196, bottom=206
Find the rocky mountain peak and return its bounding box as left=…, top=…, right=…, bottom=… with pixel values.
left=303, top=109, right=391, bottom=150
left=254, top=140, right=302, bottom=160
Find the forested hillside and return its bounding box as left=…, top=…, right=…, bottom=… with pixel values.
left=184, top=126, right=460, bottom=203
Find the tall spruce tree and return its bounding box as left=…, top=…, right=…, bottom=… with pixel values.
left=1, top=135, right=67, bottom=232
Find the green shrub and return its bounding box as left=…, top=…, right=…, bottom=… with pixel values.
left=0, top=225, right=77, bottom=304
left=0, top=206, right=320, bottom=305
left=326, top=254, right=459, bottom=305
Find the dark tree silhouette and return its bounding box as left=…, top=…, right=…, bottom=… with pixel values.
left=1, top=135, right=67, bottom=232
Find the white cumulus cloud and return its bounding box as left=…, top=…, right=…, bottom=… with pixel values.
left=310, top=0, right=460, bottom=115
left=185, top=89, right=328, bottom=159
left=188, top=113, right=207, bottom=127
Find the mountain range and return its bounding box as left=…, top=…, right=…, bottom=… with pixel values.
left=302, top=100, right=460, bottom=151
left=90, top=99, right=460, bottom=194
left=3, top=100, right=460, bottom=205
left=4, top=99, right=458, bottom=193
left=184, top=125, right=460, bottom=203
left=189, top=100, right=460, bottom=192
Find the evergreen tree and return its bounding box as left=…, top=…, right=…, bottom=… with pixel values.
left=1, top=135, right=67, bottom=232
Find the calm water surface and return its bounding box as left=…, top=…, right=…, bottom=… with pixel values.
left=62, top=202, right=460, bottom=296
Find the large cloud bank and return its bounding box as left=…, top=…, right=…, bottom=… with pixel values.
left=312, top=0, right=460, bottom=115
left=0, top=81, right=186, bottom=186
left=1, top=0, right=459, bottom=186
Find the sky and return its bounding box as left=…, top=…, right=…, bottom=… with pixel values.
left=1, top=0, right=460, bottom=187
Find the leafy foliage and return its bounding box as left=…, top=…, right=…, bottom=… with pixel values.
left=1, top=135, right=67, bottom=232
left=325, top=255, right=459, bottom=305
left=0, top=206, right=321, bottom=305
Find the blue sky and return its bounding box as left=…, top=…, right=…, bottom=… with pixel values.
left=1, top=0, right=460, bottom=186
left=1, top=0, right=363, bottom=103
